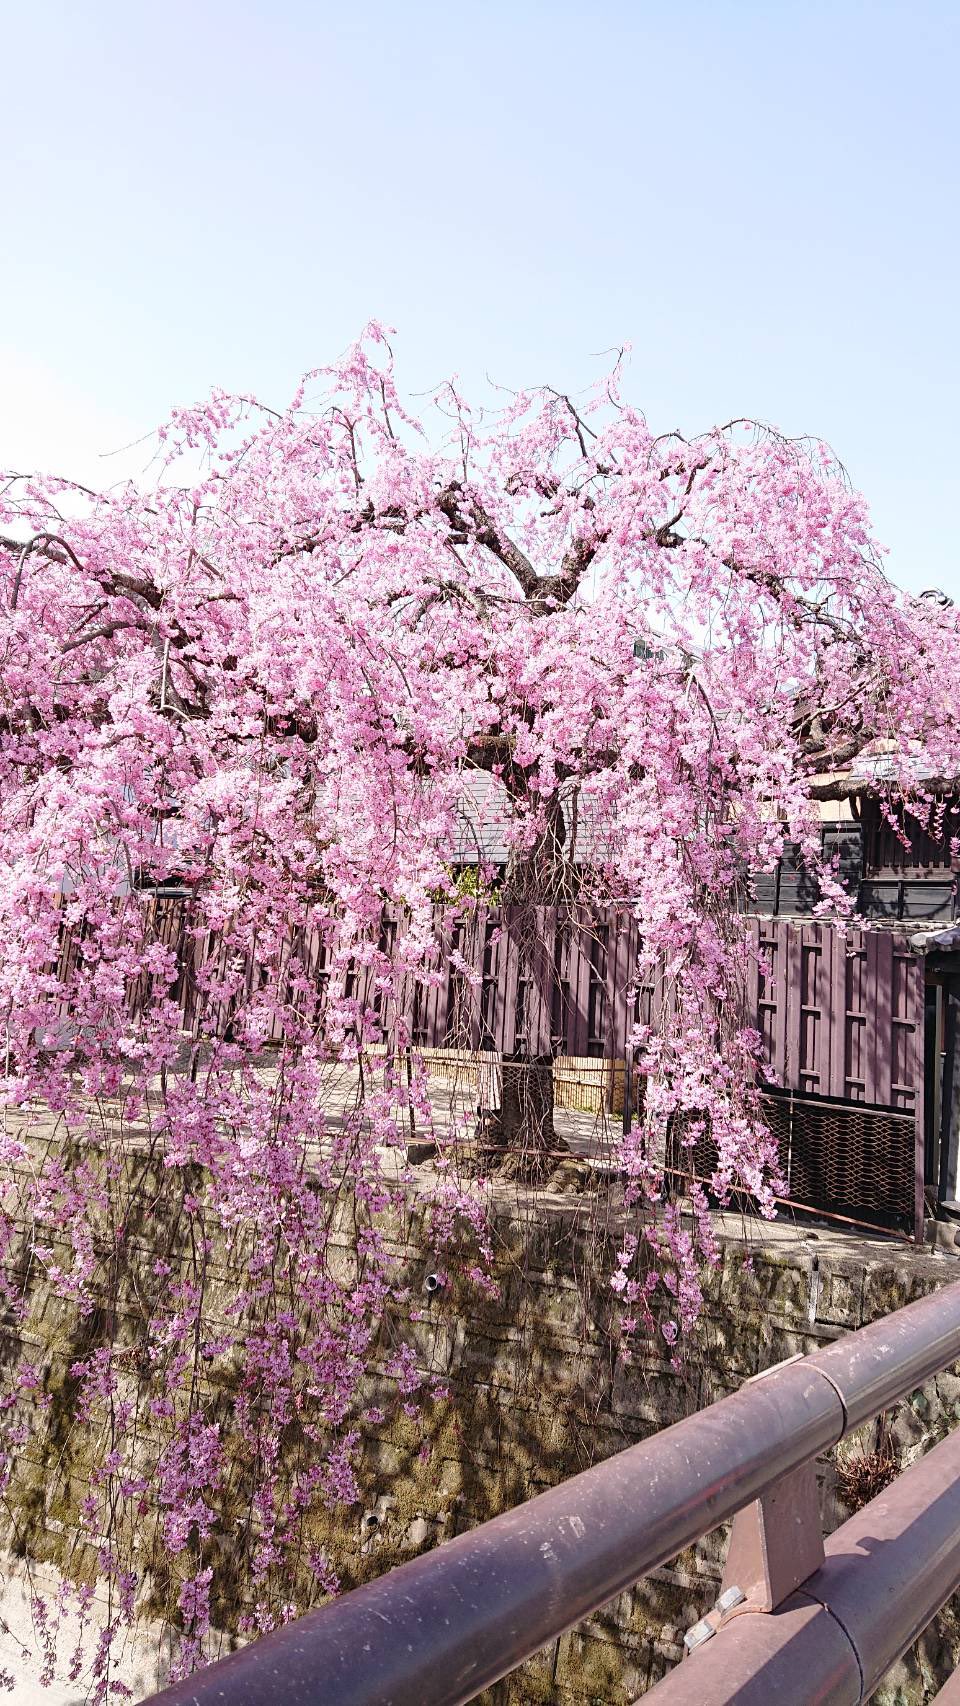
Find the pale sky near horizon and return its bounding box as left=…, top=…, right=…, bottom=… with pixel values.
left=2, top=0, right=958, bottom=597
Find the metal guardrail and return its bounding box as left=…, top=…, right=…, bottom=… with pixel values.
left=145, top=1280, right=960, bottom=1706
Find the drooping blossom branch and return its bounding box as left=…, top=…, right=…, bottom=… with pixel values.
left=1, top=326, right=959, bottom=1691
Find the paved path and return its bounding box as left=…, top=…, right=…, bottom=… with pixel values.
left=0, top=1562, right=172, bottom=1704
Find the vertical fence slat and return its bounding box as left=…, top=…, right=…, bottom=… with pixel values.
left=498, top=908, right=519, bottom=1056
left=912, top=952, right=927, bottom=1239
left=874, top=930, right=894, bottom=1109
left=828, top=926, right=846, bottom=1102
left=568, top=910, right=591, bottom=1060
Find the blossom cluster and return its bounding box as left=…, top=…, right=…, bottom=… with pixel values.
left=1, top=327, right=958, bottom=1690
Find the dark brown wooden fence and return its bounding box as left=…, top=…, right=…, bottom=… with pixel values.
left=746, top=918, right=925, bottom=1114
left=55, top=898, right=928, bottom=1234
left=725, top=920, right=923, bottom=1236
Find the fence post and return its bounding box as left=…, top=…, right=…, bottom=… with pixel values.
left=622, top=1044, right=634, bottom=1136
left=939, top=977, right=960, bottom=1209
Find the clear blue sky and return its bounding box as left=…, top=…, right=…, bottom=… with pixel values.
left=3, top=0, right=958, bottom=596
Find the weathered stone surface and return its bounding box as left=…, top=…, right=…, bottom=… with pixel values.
left=553, top=1626, right=648, bottom=1703
left=4, top=1166, right=960, bottom=1701
left=814, top=1260, right=865, bottom=1327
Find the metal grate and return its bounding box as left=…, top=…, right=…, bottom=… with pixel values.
left=667, top=1089, right=917, bottom=1231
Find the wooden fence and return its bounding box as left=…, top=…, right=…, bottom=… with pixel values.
left=57, top=897, right=929, bottom=1233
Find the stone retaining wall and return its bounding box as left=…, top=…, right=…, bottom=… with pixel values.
left=3, top=1129, right=960, bottom=1703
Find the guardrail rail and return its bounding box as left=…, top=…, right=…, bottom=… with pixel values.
left=143, top=1278, right=960, bottom=1706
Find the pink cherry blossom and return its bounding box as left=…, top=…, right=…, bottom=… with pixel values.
left=2, top=327, right=959, bottom=1681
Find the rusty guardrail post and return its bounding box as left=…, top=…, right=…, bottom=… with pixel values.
left=717, top=1357, right=825, bottom=1617
left=685, top=1275, right=960, bottom=1641
left=644, top=1417, right=960, bottom=1704
left=682, top=1359, right=828, bottom=1652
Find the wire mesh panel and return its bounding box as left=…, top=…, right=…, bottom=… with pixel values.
left=666, top=1088, right=917, bottom=1232
left=784, top=1094, right=915, bottom=1222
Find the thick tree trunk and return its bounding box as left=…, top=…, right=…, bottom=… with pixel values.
left=479, top=797, right=572, bottom=1183
left=491, top=1049, right=557, bottom=1183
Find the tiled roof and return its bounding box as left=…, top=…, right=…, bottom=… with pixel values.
left=452, top=770, right=609, bottom=866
